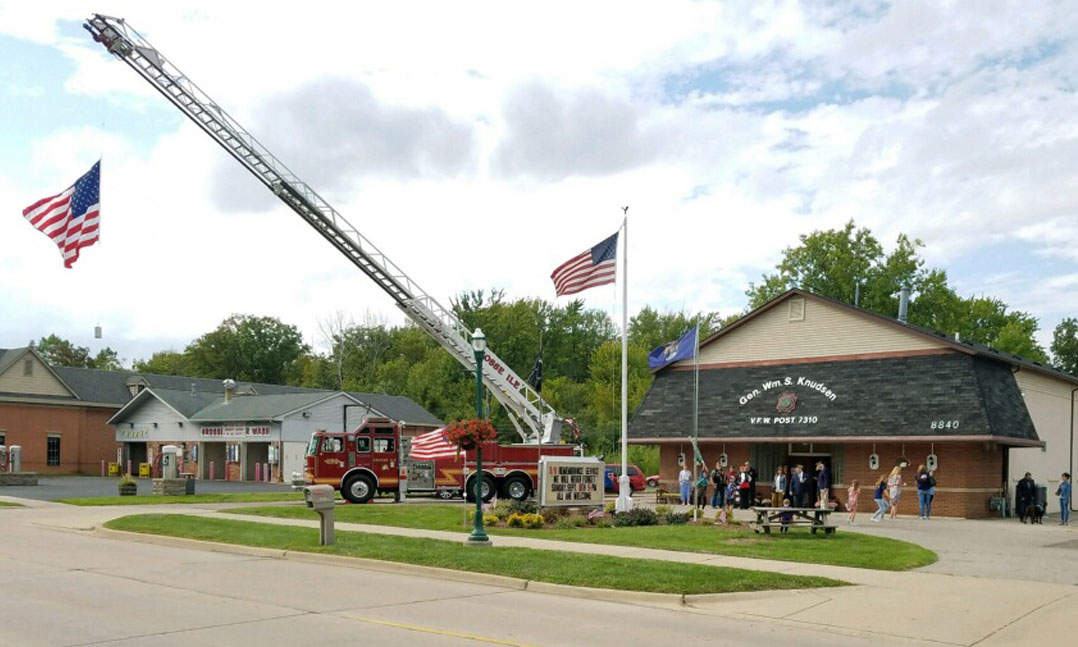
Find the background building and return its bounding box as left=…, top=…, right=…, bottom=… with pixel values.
left=630, top=290, right=1076, bottom=518
left=0, top=346, right=441, bottom=479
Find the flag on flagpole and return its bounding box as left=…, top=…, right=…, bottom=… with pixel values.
left=22, top=161, right=101, bottom=268
left=648, top=325, right=698, bottom=370
left=550, top=232, right=618, bottom=296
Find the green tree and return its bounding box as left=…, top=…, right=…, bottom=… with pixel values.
left=34, top=335, right=123, bottom=370
left=746, top=220, right=1046, bottom=360
left=1051, top=318, right=1078, bottom=375
left=133, top=350, right=191, bottom=376
left=186, top=314, right=309, bottom=384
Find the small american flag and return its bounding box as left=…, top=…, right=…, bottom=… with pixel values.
left=550, top=231, right=618, bottom=296
left=22, top=161, right=101, bottom=269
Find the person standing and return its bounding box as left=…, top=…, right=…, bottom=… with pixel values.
left=871, top=475, right=890, bottom=522
left=1056, top=473, right=1071, bottom=526
left=1016, top=472, right=1035, bottom=523
left=678, top=463, right=692, bottom=505
left=846, top=480, right=860, bottom=524
left=887, top=466, right=904, bottom=519
left=695, top=466, right=710, bottom=510
left=710, top=461, right=725, bottom=508
left=738, top=463, right=753, bottom=509
left=772, top=466, right=787, bottom=508
left=916, top=464, right=933, bottom=520
left=816, top=461, right=830, bottom=509
left=791, top=465, right=806, bottom=508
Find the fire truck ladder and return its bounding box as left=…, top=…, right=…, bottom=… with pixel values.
left=83, top=14, right=559, bottom=443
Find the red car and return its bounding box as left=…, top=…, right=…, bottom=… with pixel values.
left=604, top=464, right=646, bottom=492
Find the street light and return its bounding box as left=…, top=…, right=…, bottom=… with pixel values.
left=467, top=327, right=491, bottom=546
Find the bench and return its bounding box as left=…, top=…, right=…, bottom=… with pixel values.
left=751, top=506, right=836, bottom=535
left=655, top=488, right=681, bottom=505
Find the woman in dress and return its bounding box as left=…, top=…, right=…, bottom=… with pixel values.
left=887, top=466, right=903, bottom=519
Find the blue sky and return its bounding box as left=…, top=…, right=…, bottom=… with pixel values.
left=0, top=1, right=1076, bottom=363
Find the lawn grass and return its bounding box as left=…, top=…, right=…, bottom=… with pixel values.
left=104, top=513, right=845, bottom=594
left=57, top=492, right=325, bottom=506
left=227, top=503, right=936, bottom=571
left=0, top=501, right=24, bottom=507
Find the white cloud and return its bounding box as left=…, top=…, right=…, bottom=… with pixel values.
left=1, top=0, right=1076, bottom=366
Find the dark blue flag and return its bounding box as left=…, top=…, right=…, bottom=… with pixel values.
left=648, top=325, right=698, bottom=370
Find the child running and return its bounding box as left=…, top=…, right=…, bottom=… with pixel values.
left=871, top=475, right=890, bottom=522
left=847, top=480, right=860, bottom=524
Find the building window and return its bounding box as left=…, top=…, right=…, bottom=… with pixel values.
left=23, top=358, right=33, bottom=376
left=47, top=435, right=61, bottom=466
left=0, top=431, right=6, bottom=446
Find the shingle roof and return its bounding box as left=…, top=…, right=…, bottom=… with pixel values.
left=0, top=348, right=24, bottom=375
left=631, top=353, right=1041, bottom=445
left=347, top=392, right=443, bottom=426
left=149, top=388, right=223, bottom=418
left=190, top=392, right=338, bottom=421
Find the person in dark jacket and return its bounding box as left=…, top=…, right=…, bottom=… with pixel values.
left=791, top=464, right=806, bottom=507
left=1016, top=472, right=1036, bottom=523
left=746, top=461, right=758, bottom=505
left=816, top=461, right=830, bottom=509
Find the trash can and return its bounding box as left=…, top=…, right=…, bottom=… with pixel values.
left=184, top=473, right=196, bottom=495
left=1036, top=485, right=1047, bottom=509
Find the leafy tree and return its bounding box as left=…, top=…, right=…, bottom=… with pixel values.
left=629, top=306, right=720, bottom=352
left=746, top=220, right=1046, bottom=360
left=34, top=334, right=124, bottom=370
left=1051, top=318, right=1078, bottom=375
left=186, top=314, right=309, bottom=384
left=133, top=350, right=190, bottom=375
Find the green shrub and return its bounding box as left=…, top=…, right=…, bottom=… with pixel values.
left=604, top=501, right=617, bottom=515
left=663, top=511, right=690, bottom=525
left=492, top=500, right=514, bottom=521
left=507, top=499, right=537, bottom=516
left=506, top=512, right=525, bottom=528
left=523, top=513, right=545, bottom=529
left=483, top=513, right=499, bottom=527
left=540, top=506, right=567, bottom=521
left=655, top=505, right=671, bottom=516
left=612, top=508, right=659, bottom=527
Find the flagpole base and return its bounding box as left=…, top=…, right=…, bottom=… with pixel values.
left=615, top=476, right=633, bottom=513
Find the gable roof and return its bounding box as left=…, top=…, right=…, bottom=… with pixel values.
left=190, top=391, right=345, bottom=422
left=0, top=347, right=79, bottom=399
left=685, top=289, right=1078, bottom=386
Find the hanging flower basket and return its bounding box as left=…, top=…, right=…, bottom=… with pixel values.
left=445, top=418, right=497, bottom=458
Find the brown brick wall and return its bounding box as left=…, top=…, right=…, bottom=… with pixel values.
left=0, top=402, right=120, bottom=474
left=655, top=440, right=1005, bottom=518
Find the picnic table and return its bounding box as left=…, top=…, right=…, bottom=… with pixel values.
left=750, top=506, right=837, bottom=535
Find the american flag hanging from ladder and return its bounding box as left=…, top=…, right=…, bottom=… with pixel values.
left=22, top=161, right=101, bottom=268
left=409, top=427, right=457, bottom=460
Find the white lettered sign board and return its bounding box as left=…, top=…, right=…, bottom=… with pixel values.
left=538, top=456, right=604, bottom=508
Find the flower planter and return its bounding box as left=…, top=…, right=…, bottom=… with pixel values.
left=118, top=483, right=137, bottom=496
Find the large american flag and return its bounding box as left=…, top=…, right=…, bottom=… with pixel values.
left=550, top=231, right=618, bottom=296
left=22, top=161, right=101, bottom=269
left=409, top=427, right=457, bottom=460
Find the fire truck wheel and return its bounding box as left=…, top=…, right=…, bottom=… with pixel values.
left=503, top=476, right=531, bottom=501
left=342, top=474, right=375, bottom=504
left=465, top=475, right=496, bottom=503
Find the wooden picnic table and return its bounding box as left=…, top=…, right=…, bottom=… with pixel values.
left=750, top=506, right=837, bottom=535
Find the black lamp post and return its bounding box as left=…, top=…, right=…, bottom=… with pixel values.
left=467, top=327, right=491, bottom=545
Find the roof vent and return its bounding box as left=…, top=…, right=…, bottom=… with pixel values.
left=190, top=383, right=197, bottom=396
left=954, top=332, right=961, bottom=342
left=788, top=298, right=805, bottom=322
left=223, top=379, right=236, bottom=403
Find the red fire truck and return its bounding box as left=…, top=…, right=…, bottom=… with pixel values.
left=305, top=416, right=577, bottom=504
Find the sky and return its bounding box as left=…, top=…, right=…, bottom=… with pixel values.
left=1, top=1, right=1076, bottom=365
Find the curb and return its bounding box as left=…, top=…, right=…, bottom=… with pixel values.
left=94, top=526, right=689, bottom=607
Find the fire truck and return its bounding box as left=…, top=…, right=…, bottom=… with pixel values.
left=82, top=15, right=586, bottom=495
left=306, top=416, right=577, bottom=503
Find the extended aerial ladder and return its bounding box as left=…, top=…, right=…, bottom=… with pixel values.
left=83, top=14, right=559, bottom=443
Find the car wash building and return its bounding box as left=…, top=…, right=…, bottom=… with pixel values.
left=107, top=378, right=442, bottom=482
left=630, top=289, right=1077, bottom=518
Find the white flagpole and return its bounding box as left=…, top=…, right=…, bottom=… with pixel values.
left=692, top=321, right=700, bottom=520
left=616, top=209, right=632, bottom=513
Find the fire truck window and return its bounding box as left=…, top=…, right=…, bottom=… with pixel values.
left=374, top=427, right=394, bottom=435
left=322, top=437, right=343, bottom=453
left=355, top=437, right=371, bottom=453
left=374, top=438, right=395, bottom=453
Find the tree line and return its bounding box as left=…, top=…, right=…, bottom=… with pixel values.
left=31, top=221, right=1078, bottom=459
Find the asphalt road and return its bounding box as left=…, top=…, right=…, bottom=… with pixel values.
left=0, top=504, right=917, bottom=647
left=0, top=475, right=295, bottom=500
